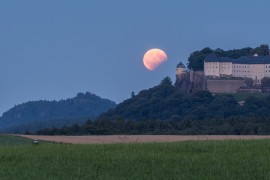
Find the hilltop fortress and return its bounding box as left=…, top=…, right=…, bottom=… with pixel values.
left=175, top=52, right=270, bottom=94
left=204, top=54, right=270, bottom=82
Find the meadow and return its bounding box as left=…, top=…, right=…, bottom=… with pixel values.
left=0, top=134, right=31, bottom=146
left=1, top=135, right=270, bottom=179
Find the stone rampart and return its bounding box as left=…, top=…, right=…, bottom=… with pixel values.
left=207, top=80, right=245, bottom=93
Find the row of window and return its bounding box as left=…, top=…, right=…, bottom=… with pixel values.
left=234, top=70, right=249, bottom=73
left=207, top=71, right=217, bottom=73
left=208, top=71, right=270, bottom=75
left=207, top=63, right=270, bottom=69
left=206, top=62, right=231, bottom=65
left=233, top=66, right=249, bottom=68
left=206, top=66, right=230, bottom=69
left=233, top=75, right=250, bottom=78
left=206, top=62, right=218, bottom=65
left=207, top=72, right=270, bottom=78
left=206, top=66, right=270, bottom=71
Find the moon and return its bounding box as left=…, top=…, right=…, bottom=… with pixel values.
left=143, top=48, right=168, bottom=71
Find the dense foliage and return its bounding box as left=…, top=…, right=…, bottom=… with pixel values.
left=261, top=77, right=270, bottom=87
left=37, top=77, right=270, bottom=135
left=0, top=92, right=116, bottom=133
left=188, top=44, right=269, bottom=70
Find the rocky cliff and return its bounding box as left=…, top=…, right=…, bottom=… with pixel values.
left=175, top=71, right=206, bottom=93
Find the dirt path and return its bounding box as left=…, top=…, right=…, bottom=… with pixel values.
left=15, top=135, right=270, bottom=144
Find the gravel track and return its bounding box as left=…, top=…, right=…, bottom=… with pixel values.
left=15, top=135, right=270, bottom=144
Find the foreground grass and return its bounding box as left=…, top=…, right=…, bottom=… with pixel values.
left=0, top=134, right=31, bottom=146
left=1, top=139, right=270, bottom=179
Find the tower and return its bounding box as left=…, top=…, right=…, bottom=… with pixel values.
left=175, top=61, right=189, bottom=91
left=176, top=62, right=186, bottom=77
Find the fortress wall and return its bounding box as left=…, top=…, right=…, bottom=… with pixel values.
left=207, top=80, right=245, bottom=93
left=238, top=88, right=262, bottom=93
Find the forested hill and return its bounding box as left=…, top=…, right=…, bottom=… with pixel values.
left=98, top=77, right=270, bottom=122
left=0, top=92, right=116, bottom=132
left=98, top=77, right=240, bottom=121
left=38, top=77, right=270, bottom=135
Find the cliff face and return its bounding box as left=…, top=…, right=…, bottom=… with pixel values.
left=190, top=71, right=206, bottom=92
left=175, top=73, right=190, bottom=92
left=175, top=71, right=206, bottom=93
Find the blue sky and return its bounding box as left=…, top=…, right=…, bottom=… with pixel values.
left=0, top=0, right=270, bottom=115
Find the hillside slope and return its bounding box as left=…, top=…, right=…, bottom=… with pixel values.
left=98, top=77, right=239, bottom=121
left=0, top=92, right=116, bottom=133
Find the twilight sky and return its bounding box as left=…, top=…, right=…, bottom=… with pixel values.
left=1, top=0, right=270, bottom=115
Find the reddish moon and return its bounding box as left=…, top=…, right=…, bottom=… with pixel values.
left=143, top=48, right=168, bottom=71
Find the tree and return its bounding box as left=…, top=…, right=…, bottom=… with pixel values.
left=253, top=44, right=269, bottom=56
left=188, top=47, right=213, bottom=71
left=214, top=48, right=225, bottom=57
left=261, top=77, right=270, bottom=87
left=245, top=78, right=254, bottom=87
left=160, top=76, right=173, bottom=87
left=131, top=91, right=135, bottom=98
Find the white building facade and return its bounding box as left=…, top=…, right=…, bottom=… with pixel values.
left=204, top=54, right=270, bottom=82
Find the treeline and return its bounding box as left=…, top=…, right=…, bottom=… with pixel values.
left=4, top=117, right=88, bottom=134
left=188, top=44, right=269, bottom=71
left=36, top=77, right=270, bottom=135
left=36, top=116, right=270, bottom=135
left=0, top=92, right=116, bottom=133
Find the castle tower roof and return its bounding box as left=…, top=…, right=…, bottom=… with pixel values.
left=177, top=62, right=185, bottom=68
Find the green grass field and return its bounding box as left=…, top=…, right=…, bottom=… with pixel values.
left=0, top=134, right=32, bottom=146
left=1, top=135, right=270, bottom=179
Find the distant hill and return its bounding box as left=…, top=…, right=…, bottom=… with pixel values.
left=0, top=92, right=116, bottom=133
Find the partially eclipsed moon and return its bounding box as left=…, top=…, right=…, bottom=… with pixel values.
left=143, top=48, right=168, bottom=71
